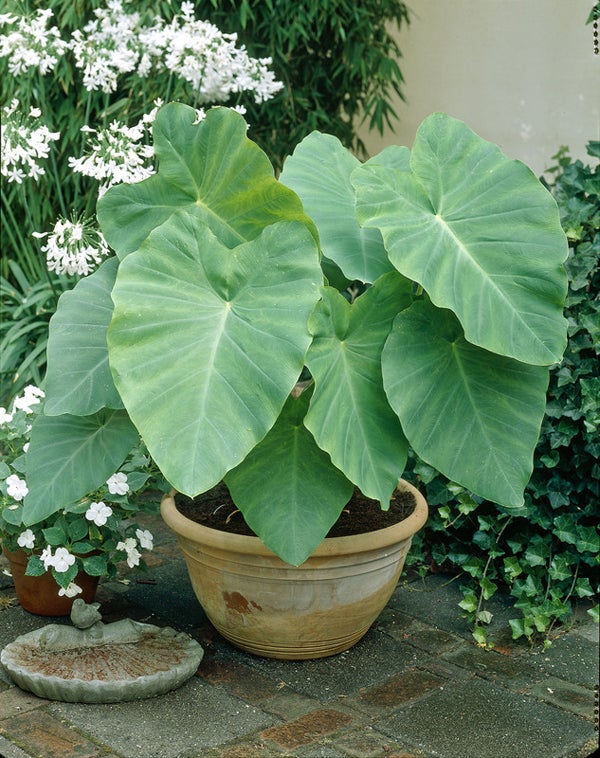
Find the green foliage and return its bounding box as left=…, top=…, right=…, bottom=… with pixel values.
left=406, top=141, right=600, bottom=645
left=25, top=104, right=568, bottom=566
left=0, top=263, right=70, bottom=401
left=0, top=0, right=285, bottom=402
left=197, top=0, right=410, bottom=169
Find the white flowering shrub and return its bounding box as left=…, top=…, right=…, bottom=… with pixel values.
left=0, top=0, right=282, bottom=401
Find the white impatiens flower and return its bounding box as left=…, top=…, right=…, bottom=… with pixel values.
left=52, top=547, right=76, bottom=573
left=117, top=537, right=141, bottom=568
left=34, top=214, right=110, bottom=277
left=40, top=545, right=54, bottom=570
left=5, top=474, right=28, bottom=501
left=86, top=501, right=113, bottom=527
left=136, top=529, right=154, bottom=550
left=0, top=8, right=68, bottom=76
left=17, top=529, right=36, bottom=549
left=107, top=472, right=129, bottom=496
left=1, top=100, right=60, bottom=183
left=58, top=582, right=83, bottom=598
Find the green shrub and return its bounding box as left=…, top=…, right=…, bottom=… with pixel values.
left=196, top=0, right=410, bottom=169
left=406, top=141, right=600, bottom=646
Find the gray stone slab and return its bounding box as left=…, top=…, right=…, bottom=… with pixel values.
left=525, top=632, right=600, bottom=688
left=391, top=573, right=517, bottom=644
left=0, top=735, right=31, bottom=758
left=376, top=677, right=596, bottom=758
left=238, top=628, right=424, bottom=702
left=47, top=676, right=276, bottom=758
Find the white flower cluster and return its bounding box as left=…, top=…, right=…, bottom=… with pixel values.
left=68, top=107, right=158, bottom=198
left=11, top=472, right=154, bottom=592
left=2, top=0, right=283, bottom=102
left=150, top=1, right=283, bottom=104
left=33, top=214, right=110, bottom=277
left=69, top=0, right=147, bottom=93
left=0, top=9, right=68, bottom=75
left=0, top=100, right=60, bottom=183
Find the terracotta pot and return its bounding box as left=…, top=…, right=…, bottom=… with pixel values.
left=2, top=547, right=100, bottom=616
left=160, top=479, right=428, bottom=659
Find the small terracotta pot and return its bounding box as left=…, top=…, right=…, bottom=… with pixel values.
left=2, top=547, right=100, bottom=616
left=161, top=479, right=428, bottom=659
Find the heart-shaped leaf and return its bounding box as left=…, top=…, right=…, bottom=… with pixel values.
left=305, top=271, right=412, bottom=505
left=382, top=299, right=550, bottom=506
left=225, top=389, right=353, bottom=565
left=108, top=211, right=322, bottom=496
left=355, top=113, right=568, bottom=365
left=98, top=103, right=316, bottom=258
left=280, top=131, right=393, bottom=283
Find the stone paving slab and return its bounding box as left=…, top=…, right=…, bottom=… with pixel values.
left=375, top=677, right=597, bottom=758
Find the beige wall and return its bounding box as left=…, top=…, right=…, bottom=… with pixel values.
left=359, top=0, right=599, bottom=176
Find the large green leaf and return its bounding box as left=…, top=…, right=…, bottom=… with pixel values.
left=305, top=272, right=412, bottom=505
left=225, top=390, right=354, bottom=565
left=44, top=257, right=121, bottom=416
left=280, top=131, right=393, bottom=284
left=23, top=410, right=139, bottom=524
left=98, top=103, right=316, bottom=258
left=354, top=113, right=568, bottom=366
left=382, top=299, right=550, bottom=507
left=108, top=211, right=322, bottom=496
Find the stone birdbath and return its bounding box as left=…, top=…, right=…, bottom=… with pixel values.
left=0, top=599, right=204, bottom=703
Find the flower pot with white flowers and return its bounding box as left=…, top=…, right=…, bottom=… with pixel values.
left=0, top=386, right=158, bottom=616
left=23, top=103, right=568, bottom=654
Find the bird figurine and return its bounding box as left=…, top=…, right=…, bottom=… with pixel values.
left=70, top=599, right=103, bottom=629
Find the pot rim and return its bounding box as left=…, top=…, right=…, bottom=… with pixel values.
left=160, top=478, right=428, bottom=559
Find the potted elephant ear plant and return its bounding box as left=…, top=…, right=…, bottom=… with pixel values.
left=23, top=103, right=568, bottom=657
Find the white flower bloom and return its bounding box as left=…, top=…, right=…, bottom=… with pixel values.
left=136, top=529, right=154, bottom=550
left=1, top=100, right=60, bottom=183
left=17, top=529, right=36, bottom=549
left=117, top=537, right=141, bottom=568
left=69, top=0, right=142, bottom=93
left=40, top=545, right=54, bottom=570
left=11, top=384, right=45, bottom=414
left=52, top=547, right=76, bottom=573
left=86, top=501, right=113, bottom=527
left=107, top=472, right=129, bottom=496
left=68, top=114, right=156, bottom=197
left=0, top=9, right=68, bottom=76
left=5, top=474, right=28, bottom=501
left=35, top=214, right=109, bottom=277
left=58, top=582, right=82, bottom=598
left=0, top=407, right=13, bottom=424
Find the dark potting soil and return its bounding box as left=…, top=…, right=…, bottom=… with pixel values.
left=175, top=482, right=416, bottom=538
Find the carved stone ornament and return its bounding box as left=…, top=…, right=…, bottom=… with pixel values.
left=0, top=600, right=204, bottom=703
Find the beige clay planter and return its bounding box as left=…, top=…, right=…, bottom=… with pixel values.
left=160, top=479, right=428, bottom=660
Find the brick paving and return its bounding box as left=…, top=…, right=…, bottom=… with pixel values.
left=1, top=511, right=598, bottom=758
